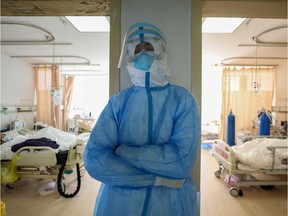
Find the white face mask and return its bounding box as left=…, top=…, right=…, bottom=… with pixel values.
left=126, top=55, right=170, bottom=88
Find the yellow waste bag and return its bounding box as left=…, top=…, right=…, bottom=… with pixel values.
left=1, top=155, right=19, bottom=184
left=0, top=201, right=6, bottom=216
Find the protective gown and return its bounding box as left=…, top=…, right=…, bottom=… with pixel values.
left=84, top=23, right=200, bottom=216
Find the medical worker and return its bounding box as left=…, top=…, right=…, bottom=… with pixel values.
left=84, top=23, right=200, bottom=216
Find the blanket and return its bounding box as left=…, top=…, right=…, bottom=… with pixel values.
left=232, top=138, right=288, bottom=169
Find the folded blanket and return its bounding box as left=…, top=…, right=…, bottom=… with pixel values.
left=11, top=138, right=60, bottom=152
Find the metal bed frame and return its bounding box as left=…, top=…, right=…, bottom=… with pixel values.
left=211, top=139, right=287, bottom=197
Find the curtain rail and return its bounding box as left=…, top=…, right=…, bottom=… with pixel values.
left=214, top=64, right=277, bottom=67
left=11, top=55, right=91, bottom=65
left=218, top=56, right=287, bottom=67
left=1, top=22, right=55, bottom=44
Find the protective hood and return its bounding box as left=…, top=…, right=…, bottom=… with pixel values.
left=118, top=23, right=170, bottom=88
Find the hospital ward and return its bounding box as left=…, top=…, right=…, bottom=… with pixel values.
left=1, top=1, right=287, bottom=216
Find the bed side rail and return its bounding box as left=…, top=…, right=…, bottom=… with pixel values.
left=75, top=132, right=90, bottom=157
left=212, top=139, right=237, bottom=172
left=15, top=146, right=57, bottom=166
left=66, top=141, right=87, bottom=166
left=266, top=145, right=288, bottom=172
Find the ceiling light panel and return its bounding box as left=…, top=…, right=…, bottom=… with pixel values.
left=66, top=16, right=110, bottom=32
left=202, top=17, right=245, bottom=33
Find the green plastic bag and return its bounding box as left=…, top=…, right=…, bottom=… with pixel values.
left=1, top=155, right=19, bottom=184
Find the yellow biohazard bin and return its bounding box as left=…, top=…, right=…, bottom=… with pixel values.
left=0, top=201, right=6, bottom=216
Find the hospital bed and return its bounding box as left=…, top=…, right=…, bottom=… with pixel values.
left=211, top=138, right=287, bottom=197
left=201, top=121, right=220, bottom=141
left=1, top=126, right=90, bottom=198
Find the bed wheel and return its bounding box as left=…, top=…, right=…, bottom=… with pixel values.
left=229, top=187, right=240, bottom=197
left=80, top=168, right=85, bottom=177
left=214, top=170, right=221, bottom=178
left=238, top=189, right=243, bottom=196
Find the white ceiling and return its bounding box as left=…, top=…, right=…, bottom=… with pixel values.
left=1, top=16, right=287, bottom=70
left=1, top=16, right=110, bottom=71
left=202, top=18, right=287, bottom=67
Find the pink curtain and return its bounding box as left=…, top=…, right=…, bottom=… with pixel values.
left=34, top=65, right=61, bottom=129
left=63, top=76, right=75, bottom=131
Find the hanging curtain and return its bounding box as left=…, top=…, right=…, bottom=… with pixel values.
left=34, top=65, right=61, bottom=129
left=63, top=76, right=75, bottom=131
left=220, top=66, right=275, bottom=140
left=34, top=65, right=53, bottom=126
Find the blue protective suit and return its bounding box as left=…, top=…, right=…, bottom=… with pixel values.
left=84, top=23, right=200, bottom=216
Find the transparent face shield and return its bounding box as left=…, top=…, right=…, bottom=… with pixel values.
left=118, top=23, right=167, bottom=68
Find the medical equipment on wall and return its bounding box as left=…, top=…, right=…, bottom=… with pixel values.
left=226, top=109, right=235, bottom=146
left=1, top=106, right=36, bottom=132
left=252, top=107, right=286, bottom=138
left=252, top=107, right=272, bottom=130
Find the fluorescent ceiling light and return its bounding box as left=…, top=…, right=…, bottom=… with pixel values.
left=66, top=16, right=110, bottom=32
left=202, top=17, right=245, bottom=33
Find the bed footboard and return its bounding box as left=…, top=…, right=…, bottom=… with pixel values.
left=15, top=146, right=57, bottom=166
left=212, top=139, right=237, bottom=173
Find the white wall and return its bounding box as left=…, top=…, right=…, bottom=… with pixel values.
left=274, top=63, right=288, bottom=127
left=1, top=53, right=35, bottom=130
left=120, top=0, right=191, bottom=90
left=201, top=64, right=222, bottom=124
left=275, top=63, right=288, bottom=106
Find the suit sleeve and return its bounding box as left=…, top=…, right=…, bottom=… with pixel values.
left=84, top=101, right=155, bottom=187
